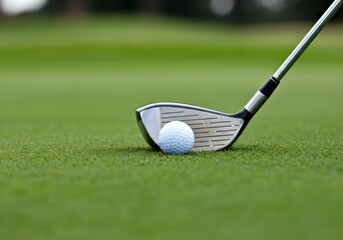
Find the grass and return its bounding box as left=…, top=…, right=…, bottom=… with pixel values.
left=0, top=16, right=342, bottom=240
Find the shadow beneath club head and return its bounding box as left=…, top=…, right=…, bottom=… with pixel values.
left=189, top=143, right=269, bottom=156
left=89, top=143, right=262, bottom=159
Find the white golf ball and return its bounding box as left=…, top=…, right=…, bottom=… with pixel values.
left=158, top=121, right=195, bottom=155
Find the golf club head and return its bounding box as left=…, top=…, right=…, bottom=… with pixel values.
left=136, top=103, right=252, bottom=152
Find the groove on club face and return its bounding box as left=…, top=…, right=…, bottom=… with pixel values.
left=136, top=103, right=245, bottom=152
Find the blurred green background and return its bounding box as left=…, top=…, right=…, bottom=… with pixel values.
left=0, top=1, right=343, bottom=240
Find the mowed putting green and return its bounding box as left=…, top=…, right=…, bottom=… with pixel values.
left=0, top=17, right=342, bottom=240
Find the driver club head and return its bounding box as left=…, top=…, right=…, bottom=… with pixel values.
left=136, top=103, right=252, bottom=152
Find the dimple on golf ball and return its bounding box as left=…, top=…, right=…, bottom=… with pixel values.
left=158, top=121, right=195, bottom=155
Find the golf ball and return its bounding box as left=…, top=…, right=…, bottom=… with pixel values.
left=158, top=121, right=195, bottom=155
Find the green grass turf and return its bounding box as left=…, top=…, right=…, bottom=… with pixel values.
left=0, top=16, right=342, bottom=240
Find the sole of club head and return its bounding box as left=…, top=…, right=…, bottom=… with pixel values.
left=136, top=102, right=250, bottom=152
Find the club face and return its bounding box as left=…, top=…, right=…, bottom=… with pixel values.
left=136, top=103, right=249, bottom=152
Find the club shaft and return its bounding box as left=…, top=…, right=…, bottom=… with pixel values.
left=245, top=0, right=342, bottom=115
left=274, top=0, right=342, bottom=81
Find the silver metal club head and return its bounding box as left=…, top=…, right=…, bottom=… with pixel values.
left=136, top=103, right=248, bottom=152
left=136, top=0, right=342, bottom=152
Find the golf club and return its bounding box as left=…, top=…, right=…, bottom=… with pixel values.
left=136, top=0, right=342, bottom=152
